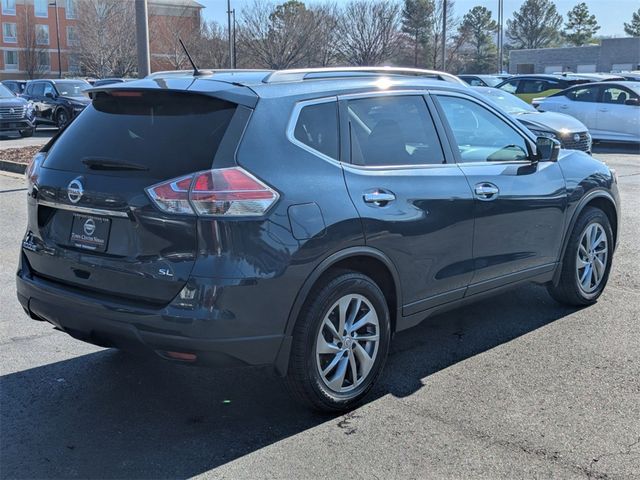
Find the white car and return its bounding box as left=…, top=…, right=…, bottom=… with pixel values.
left=534, top=81, right=640, bottom=143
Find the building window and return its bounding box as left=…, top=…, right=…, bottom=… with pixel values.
left=65, top=0, right=76, bottom=19
left=1, top=0, right=16, bottom=15
left=2, top=22, right=17, bottom=43
left=68, top=54, right=80, bottom=73
left=36, top=24, right=49, bottom=45
left=66, top=25, right=78, bottom=46
left=34, top=0, right=48, bottom=17
left=38, top=51, right=50, bottom=71
left=4, top=50, right=19, bottom=70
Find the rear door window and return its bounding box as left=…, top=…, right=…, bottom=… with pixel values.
left=346, top=95, right=445, bottom=166
left=43, top=91, right=238, bottom=178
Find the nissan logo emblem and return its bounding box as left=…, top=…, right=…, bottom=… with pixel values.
left=83, top=218, right=96, bottom=236
left=67, top=178, right=84, bottom=204
left=573, top=133, right=581, bottom=142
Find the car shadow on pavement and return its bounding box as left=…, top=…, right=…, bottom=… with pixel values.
left=0, top=284, right=577, bottom=479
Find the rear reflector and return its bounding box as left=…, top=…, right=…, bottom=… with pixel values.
left=146, top=167, right=278, bottom=217
left=165, top=351, right=197, bottom=362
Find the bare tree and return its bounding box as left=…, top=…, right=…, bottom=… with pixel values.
left=238, top=1, right=331, bottom=69
left=149, top=4, right=203, bottom=70
left=425, top=0, right=459, bottom=70
left=195, top=21, right=230, bottom=69
left=74, top=0, right=137, bottom=78
left=307, top=3, right=339, bottom=67
left=18, top=8, right=49, bottom=79
left=334, top=0, right=401, bottom=66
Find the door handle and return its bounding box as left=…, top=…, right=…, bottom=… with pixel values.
left=363, top=190, right=396, bottom=206
left=560, top=104, right=568, bottom=109
left=474, top=183, right=499, bottom=200
left=598, top=108, right=608, bottom=112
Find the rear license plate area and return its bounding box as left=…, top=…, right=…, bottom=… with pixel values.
left=69, top=214, right=111, bottom=252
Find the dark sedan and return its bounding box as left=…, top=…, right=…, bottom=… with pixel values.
left=0, top=83, right=35, bottom=137
left=22, top=79, right=91, bottom=129
left=474, top=86, right=592, bottom=153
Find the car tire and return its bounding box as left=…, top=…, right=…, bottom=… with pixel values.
left=286, top=270, right=391, bottom=412
left=547, top=207, right=613, bottom=306
left=19, top=128, right=34, bottom=138
left=55, top=109, right=69, bottom=129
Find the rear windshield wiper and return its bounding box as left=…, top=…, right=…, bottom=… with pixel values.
left=82, top=158, right=149, bottom=171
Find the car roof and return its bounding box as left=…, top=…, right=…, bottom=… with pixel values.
left=89, top=68, right=473, bottom=106
left=502, top=74, right=583, bottom=80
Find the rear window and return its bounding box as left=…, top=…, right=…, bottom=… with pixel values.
left=43, top=91, right=237, bottom=178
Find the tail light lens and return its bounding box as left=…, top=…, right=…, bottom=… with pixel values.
left=146, top=167, right=279, bottom=217
left=146, top=174, right=193, bottom=215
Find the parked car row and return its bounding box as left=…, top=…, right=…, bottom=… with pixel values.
left=459, top=72, right=640, bottom=145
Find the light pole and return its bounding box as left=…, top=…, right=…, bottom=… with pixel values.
left=49, top=0, right=62, bottom=78
left=497, top=0, right=504, bottom=73
left=135, top=0, right=150, bottom=77
left=227, top=0, right=234, bottom=68
left=232, top=8, right=237, bottom=69
left=441, top=0, right=447, bottom=71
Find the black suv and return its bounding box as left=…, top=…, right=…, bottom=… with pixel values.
left=17, top=68, right=620, bottom=411
left=0, top=83, right=35, bottom=137
left=22, top=79, right=91, bottom=129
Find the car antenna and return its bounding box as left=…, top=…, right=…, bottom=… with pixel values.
left=179, top=38, right=202, bottom=77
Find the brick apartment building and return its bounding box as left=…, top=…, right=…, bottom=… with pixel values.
left=0, top=0, right=203, bottom=80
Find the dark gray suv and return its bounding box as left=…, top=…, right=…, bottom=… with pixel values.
left=17, top=68, right=620, bottom=411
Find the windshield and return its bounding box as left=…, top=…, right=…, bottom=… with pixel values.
left=0, top=84, right=15, bottom=98
left=55, top=81, right=90, bottom=97
left=477, top=88, right=536, bottom=114
left=481, top=76, right=502, bottom=87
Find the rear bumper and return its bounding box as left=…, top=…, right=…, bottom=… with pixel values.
left=16, top=260, right=286, bottom=369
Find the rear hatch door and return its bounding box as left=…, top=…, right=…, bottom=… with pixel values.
left=24, top=88, right=249, bottom=305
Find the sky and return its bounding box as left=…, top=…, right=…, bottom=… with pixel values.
left=198, top=0, right=639, bottom=37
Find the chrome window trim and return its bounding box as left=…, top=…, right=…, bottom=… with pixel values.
left=38, top=200, right=129, bottom=218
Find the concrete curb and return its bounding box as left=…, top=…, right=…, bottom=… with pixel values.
left=0, top=160, right=27, bottom=175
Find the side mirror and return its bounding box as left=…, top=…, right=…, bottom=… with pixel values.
left=535, top=136, right=561, bottom=162
left=625, top=98, right=639, bottom=106
left=45, top=92, right=55, bottom=99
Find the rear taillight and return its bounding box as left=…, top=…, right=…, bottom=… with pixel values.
left=145, top=167, right=279, bottom=217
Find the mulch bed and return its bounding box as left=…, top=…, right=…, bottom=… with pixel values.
left=0, top=146, right=41, bottom=165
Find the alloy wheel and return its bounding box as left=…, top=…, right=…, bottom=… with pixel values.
left=576, top=222, right=608, bottom=294
left=315, top=294, right=380, bottom=393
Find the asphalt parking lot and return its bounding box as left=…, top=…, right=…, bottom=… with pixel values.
left=0, top=128, right=56, bottom=150
left=0, top=147, right=638, bottom=479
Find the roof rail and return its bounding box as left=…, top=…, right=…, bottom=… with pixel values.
left=263, top=67, right=467, bottom=86
left=145, top=69, right=271, bottom=79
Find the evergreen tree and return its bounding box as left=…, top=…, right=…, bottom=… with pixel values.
left=563, top=2, right=600, bottom=46
left=506, top=0, right=563, bottom=49
left=624, top=8, right=640, bottom=37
